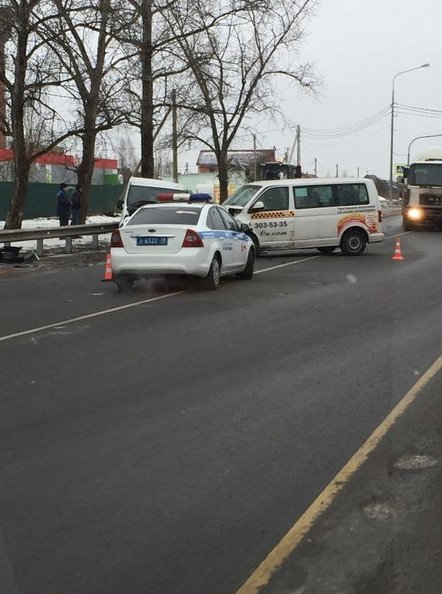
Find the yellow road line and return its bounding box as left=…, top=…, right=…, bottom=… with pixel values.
left=236, top=353, right=442, bottom=594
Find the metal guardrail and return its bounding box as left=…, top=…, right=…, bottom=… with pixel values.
left=0, top=222, right=119, bottom=257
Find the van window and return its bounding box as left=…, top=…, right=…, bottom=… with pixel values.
left=252, top=186, right=289, bottom=211
left=294, top=186, right=333, bottom=209
left=294, top=184, right=369, bottom=209
left=336, top=184, right=369, bottom=206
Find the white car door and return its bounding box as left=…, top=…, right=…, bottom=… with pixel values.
left=218, top=207, right=246, bottom=270
left=206, top=207, right=235, bottom=271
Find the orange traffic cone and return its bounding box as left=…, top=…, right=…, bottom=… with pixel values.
left=102, top=253, right=113, bottom=281
left=391, top=239, right=404, bottom=261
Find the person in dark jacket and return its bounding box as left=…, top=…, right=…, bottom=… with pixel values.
left=56, top=183, right=71, bottom=226
left=71, top=184, right=82, bottom=226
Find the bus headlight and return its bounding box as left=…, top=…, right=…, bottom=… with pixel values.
left=407, top=207, right=423, bottom=221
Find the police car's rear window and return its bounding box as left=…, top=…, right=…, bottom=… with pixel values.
left=128, top=207, right=202, bottom=225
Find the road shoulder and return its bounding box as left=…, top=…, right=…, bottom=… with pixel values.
left=244, top=357, right=442, bottom=594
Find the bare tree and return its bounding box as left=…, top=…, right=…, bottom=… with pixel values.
left=169, top=0, right=318, bottom=202
left=47, top=0, right=137, bottom=222
left=1, top=1, right=78, bottom=228
left=121, top=0, right=253, bottom=179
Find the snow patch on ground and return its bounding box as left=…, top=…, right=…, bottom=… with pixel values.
left=0, top=215, right=119, bottom=251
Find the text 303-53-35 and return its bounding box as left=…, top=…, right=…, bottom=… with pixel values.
left=253, top=221, right=288, bottom=229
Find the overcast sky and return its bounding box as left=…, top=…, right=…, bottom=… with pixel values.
left=114, top=0, right=440, bottom=180
left=252, top=0, right=441, bottom=179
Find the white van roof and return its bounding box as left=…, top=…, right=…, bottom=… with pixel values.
left=246, top=177, right=372, bottom=187
left=128, top=177, right=185, bottom=189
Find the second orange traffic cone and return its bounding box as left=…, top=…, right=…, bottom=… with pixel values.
left=102, top=253, right=113, bottom=281
left=391, top=239, right=404, bottom=261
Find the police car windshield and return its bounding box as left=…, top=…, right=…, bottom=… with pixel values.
left=128, top=206, right=202, bottom=225
left=223, top=185, right=262, bottom=207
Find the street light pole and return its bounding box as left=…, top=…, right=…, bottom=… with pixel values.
left=407, top=133, right=442, bottom=166
left=389, top=63, right=429, bottom=202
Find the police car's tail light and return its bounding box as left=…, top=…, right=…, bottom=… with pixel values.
left=182, top=229, right=204, bottom=248
left=111, top=229, right=124, bottom=247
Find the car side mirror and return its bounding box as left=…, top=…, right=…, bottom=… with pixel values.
left=240, top=223, right=250, bottom=233
left=250, top=200, right=265, bottom=212
left=116, top=199, right=124, bottom=209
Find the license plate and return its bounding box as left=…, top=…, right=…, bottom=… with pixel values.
left=137, top=236, right=168, bottom=246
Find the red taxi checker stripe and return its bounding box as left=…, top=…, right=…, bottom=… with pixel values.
left=250, top=210, right=295, bottom=219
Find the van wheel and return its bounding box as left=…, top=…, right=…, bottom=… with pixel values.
left=115, top=275, right=134, bottom=292
left=317, top=246, right=336, bottom=255
left=340, top=229, right=367, bottom=256
left=237, top=248, right=255, bottom=279
left=204, top=255, right=221, bottom=290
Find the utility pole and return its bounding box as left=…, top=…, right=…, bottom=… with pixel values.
left=335, top=164, right=339, bottom=177
left=296, top=125, right=301, bottom=167
left=171, top=89, right=178, bottom=183
left=253, top=134, right=257, bottom=181
left=357, top=166, right=360, bottom=177
left=314, top=158, right=318, bottom=177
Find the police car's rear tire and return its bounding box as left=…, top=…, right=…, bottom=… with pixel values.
left=317, top=246, right=336, bottom=255
left=115, top=274, right=134, bottom=292
left=238, top=248, right=255, bottom=279
left=204, top=255, right=221, bottom=290
left=340, top=229, right=367, bottom=256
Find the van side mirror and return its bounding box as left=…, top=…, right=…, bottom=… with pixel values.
left=402, top=167, right=409, bottom=179
left=250, top=200, right=265, bottom=212
left=116, top=199, right=123, bottom=209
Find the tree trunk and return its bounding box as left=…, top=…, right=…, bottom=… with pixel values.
left=140, top=0, right=155, bottom=178
left=5, top=163, right=29, bottom=229
left=77, top=128, right=97, bottom=223
left=217, top=152, right=229, bottom=203
left=4, top=2, right=29, bottom=229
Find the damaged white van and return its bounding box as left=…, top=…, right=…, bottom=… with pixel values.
left=223, top=177, right=385, bottom=255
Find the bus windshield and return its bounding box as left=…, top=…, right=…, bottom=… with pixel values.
left=409, top=163, right=442, bottom=187
left=223, top=185, right=262, bottom=207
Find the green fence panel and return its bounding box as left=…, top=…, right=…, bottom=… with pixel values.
left=0, top=182, right=124, bottom=221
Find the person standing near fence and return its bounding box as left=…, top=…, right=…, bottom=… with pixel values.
left=56, top=183, right=71, bottom=226
left=71, top=184, right=82, bottom=226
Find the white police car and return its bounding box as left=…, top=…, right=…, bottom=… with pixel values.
left=110, top=197, right=255, bottom=291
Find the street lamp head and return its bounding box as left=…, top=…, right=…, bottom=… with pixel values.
left=420, top=63, right=430, bottom=68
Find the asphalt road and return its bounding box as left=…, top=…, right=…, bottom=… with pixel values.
left=0, top=216, right=441, bottom=594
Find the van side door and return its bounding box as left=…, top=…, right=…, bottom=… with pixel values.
left=248, top=186, right=294, bottom=249
left=292, top=184, right=337, bottom=247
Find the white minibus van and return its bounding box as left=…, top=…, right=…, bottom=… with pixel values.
left=117, top=177, right=189, bottom=224
left=223, top=177, right=384, bottom=255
